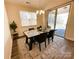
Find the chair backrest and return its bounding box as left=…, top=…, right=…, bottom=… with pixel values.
left=39, top=32, right=47, bottom=39
left=28, top=28, right=34, bottom=31
left=49, top=30, right=55, bottom=37
left=35, top=32, right=47, bottom=43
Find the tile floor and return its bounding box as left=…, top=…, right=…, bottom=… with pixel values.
left=12, top=36, right=74, bottom=59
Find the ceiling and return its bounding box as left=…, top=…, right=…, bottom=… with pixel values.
left=5, top=0, right=72, bottom=10
left=50, top=5, right=70, bottom=14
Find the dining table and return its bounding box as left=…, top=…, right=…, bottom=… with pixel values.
left=24, top=28, right=51, bottom=50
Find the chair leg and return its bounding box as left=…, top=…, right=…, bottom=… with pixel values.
left=29, top=41, right=32, bottom=50
left=52, top=37, right=53, bottom=42
left=33, top=40, right=36, bottom=45
left=29, top=39, right=33, bottom=50
left=45, top=40, right=46, bottom=48
left=39, top=43, right=41, bottom=51
left=48, top=38, right=50, bottom=44
left=26, top=37, right=28, bottom=43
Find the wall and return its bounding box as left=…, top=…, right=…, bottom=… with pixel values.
left=43, top=11, right=49, bottom=28
left=5, top=2, right=44, bottom=36
left=4, top=7, right=12, bottom=59
left=37, top=14, right=44, bottom=27
left=65, top=1, right=74, bottom=41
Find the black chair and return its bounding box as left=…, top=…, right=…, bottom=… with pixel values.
left=47, top=30, right=55, bottom=44
left=28, top=28, right=34, bottom=31
left=34, top=32, right=47, bottom=51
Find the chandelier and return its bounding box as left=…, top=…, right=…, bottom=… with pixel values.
left=36, top=0, right=45, bottom=15
left=36, top=10, right=45, bottom=15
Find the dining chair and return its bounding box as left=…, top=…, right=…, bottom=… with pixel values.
left=34, top=32, right=47, bottom=51
left=28, top=28, right=34, bottom=31
left=47, top=30, right=55, bottom=44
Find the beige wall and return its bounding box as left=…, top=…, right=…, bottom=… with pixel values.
left=43, top=11, right=49, bottom=28
left=65, top=1, right=74, bottom=41
left=4, top=6, right=12, bottom=59
left=5, top=2, right=44, bottom=36
left=37, top=14, right=44, bottom=27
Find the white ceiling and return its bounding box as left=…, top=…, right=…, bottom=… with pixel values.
left=5, top=0, right=72, bottom=10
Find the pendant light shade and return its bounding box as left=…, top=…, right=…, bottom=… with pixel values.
left=36, top=10, right=39, bottom=14
left=36, top=10, right=45, bottom=15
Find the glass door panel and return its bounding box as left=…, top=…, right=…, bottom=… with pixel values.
left=48, top=10, right=56, bottom=29
left=55, top=5, right=70, bottom=37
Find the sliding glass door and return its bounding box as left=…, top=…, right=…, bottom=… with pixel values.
left=47, top=5, right=70, bottom=38
left=55, top=5, right=70, bottom=37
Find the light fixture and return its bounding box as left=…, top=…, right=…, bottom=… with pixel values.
left=26, top=1, right=30, bottom=4
left=36, top=10, right=39, bottom=14
left=40, top=10, right=45, bottom=14
left=36, top=0, right=45, bottom=15
left=26, top=0, right=31, bottom=5
left=36, top=9, right=45, bottom=15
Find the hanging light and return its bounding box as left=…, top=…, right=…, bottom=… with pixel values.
left=36, top=0, right=45, bottom=15
left=41, top=10, right=45, bottom=14
left=36, top=10, right=45, bottom=15
left=36, top=10, right=39, bottom=14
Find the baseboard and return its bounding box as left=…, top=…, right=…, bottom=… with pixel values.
left=64, top=37, right=74, bottom=41
left=18, top=35, right=26, bottom=38
left=13, top=35, right=25, bottom=40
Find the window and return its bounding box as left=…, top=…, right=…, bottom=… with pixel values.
left=20, top=11, right=37, bottom=26
left=55, top=5, right=70, bottom=37
left=56, top=5, right=70, bottom=29
left=47, top=5, right=70, bottom=37
left=48, top=10, right=56, bottom=29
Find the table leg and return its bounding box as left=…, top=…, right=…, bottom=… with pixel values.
left=29, top=38, right=34, bottom=50
left=26, top=36, right=28, bottom=43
